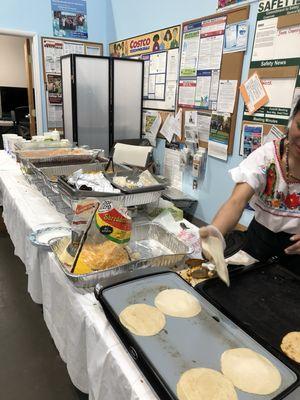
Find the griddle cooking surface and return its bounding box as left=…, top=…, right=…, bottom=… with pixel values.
left=99, top=271, right=297, bottom=400
left=197, top=263, right=300, bottom=372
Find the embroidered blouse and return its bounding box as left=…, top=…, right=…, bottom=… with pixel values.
left=229, top=140, right=300, bottom=234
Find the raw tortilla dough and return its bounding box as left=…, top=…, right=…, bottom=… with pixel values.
left=154, top=289, right=201, bottom=318
left=177, top=368, right=237, bottom=400
left=119, top=304, right=166, bottom=336
left=221, top=348, right=282, bottom=395
left=281, top=331, right=300, bottom=363
left=202, top=236, right=229, bottom=286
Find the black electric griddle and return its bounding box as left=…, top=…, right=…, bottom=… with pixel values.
left=196, top=261, right=300, bottom=376
left=95, top=268, right=298, bottom=400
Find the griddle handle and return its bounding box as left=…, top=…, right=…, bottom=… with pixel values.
left=94, top=283, right=103, bottom=301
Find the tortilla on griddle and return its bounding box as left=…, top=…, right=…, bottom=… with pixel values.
left=281, top=331, right=300, bottom=363
left=221, top=348, right=281, bottom=395
left=154, top=289, right=201, bottom=318
left=119, top=304, right=165, bottom=336
left=177, top=368, right=237, bottom=400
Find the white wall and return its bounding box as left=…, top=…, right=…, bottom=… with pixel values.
left=0, top=35, right=27, bottom=88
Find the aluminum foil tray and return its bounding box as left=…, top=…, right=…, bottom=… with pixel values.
left=15, top=140, right=72, bottom=152
left=50, top=222, right=190, bottom=288
left=97, top=271, right=298, bottom=400
left=36, top=162, right=108, bottom=184
left=105, top=171, right=167, bottom=194
left=17, top=149, right=107, bottom=169
left=58, top=177, right=164, bottom=208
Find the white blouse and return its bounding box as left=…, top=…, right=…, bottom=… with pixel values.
left=229, top=140, right=300, bottom=234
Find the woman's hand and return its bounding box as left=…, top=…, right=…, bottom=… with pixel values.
left=199, top=225, right=226, bottom=249
left=285, top=235, right=300, bottom=255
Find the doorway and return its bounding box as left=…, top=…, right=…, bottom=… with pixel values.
left=0, top=28, right=43, bottom=145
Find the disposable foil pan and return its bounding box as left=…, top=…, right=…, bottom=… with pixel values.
left=50, top=222, right=190, bottom=288
left=37, top=162, right=108, bottom=184
left=58, top=177, right=164, bottom=207
left=17, top=148, right=93, bottom=163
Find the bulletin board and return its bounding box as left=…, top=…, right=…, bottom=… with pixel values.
left=179, top=5, right=250, bottom=156
left=41, top=36, right=103, bottom=130
left=240, top=0, right=300, bottom=156
left=109, top=25, right=181, bottom=113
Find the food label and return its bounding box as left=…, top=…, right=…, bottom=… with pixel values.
left=95, top=201, right=131, bottom=244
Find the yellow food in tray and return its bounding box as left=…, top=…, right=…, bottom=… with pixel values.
left=73, top=240, right=130, bottom=275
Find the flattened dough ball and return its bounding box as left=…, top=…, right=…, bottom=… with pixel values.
left=177, top=368, right=237, bottom=400
left=119, top=304, right=166, bottom=336
left=281, top=331, right=300, bottom=363
left=154, top=289, right=201, bottom=318
left=221, top=348, right=281, bottom=395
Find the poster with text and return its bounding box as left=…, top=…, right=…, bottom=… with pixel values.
left=109, top=25, right=180, bottom=58
left=242, top=124, right=263, bottom=157
left=47, top=74, right=62, bottom=105
left=242, top=0, right=300, bottom=133
left=51, top=0, right=88, bottom=39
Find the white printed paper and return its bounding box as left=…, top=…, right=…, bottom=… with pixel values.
left=143, top=111, right=161, bottom=146
left=167, top=48, right=179, bottom=81
left=224, top=21, right=249, bottom=53
left=143, top=60, right=150, bottom=97
left=163, top=148, right=183, bottom=190
left=160, top=110, right=182, bottom=143
left=197, top=113, right=211, bottom=143
left=209, top=69, right=220, bottom=105
left=195, top=70, right=211, bottom=109
left=217, top=80, right=238, bottom=113
left=86, top=46, right=101, bottom=56
left=252, top=18, right=300, bottom=62
left=63, top=42, right=84, bottom=55
left=44, top=39, right=63, bottom=74
left=198, top=16, right=226, bottom=71
left=178, top=80, right=196, bottom=107
left=149, top=51, right=167, bottom=74
left=180, top=30, right=200, bottom=76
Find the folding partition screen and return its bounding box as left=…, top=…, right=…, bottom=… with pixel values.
left=112, top=58, right=144, bottom=143
left=75, top=56, right=110, bottom=152
left=61, top=55, right=143, bottom=155
left=61, top=56, right=73, bottom=144
left=61, top=55, right=110, bottom=154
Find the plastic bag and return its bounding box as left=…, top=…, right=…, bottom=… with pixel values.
left=72, top=200, right=132, bottom=274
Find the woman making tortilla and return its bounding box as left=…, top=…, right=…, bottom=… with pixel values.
left=200, top=98, right=300, bottom=270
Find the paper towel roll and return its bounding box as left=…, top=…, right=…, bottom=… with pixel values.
left=113, top=143, right=152, bottom=167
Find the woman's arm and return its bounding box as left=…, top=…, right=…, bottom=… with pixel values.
left=211, top=182, right=254, bottom=236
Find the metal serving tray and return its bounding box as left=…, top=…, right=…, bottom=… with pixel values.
left=50, top=222, right=190, bottom=288
left=57, top=175, right=120, bottom=198
left=57, top=176, right=164, bottom=208
left=105, top=171, right=167, bottom=194
left=18, top=148, right=93, bottom=163
left=96, top=270, right=298, bottom=400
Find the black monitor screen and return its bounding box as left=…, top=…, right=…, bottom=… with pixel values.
left=0, top=87, right=28, bottom=117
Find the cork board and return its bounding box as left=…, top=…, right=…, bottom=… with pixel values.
left=180, top=5, right=250, bottom=153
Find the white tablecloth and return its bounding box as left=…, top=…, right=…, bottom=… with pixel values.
left=0, top=152, right=156, bottom=400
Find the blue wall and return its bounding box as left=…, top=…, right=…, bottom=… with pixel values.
left=0, top=0, right=257, bottom=225
left=109, top=0, right=257, bottom=225
left=0, top=0, right=108, bottom=130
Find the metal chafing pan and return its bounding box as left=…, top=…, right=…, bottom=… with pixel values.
left=105, top=170, right=167, bottom=194
left=95, top=270, right=298, bottom=400
left=50, top=222, right=190, bottom=288
left=57, top=176, right=164, bottom=208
